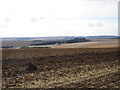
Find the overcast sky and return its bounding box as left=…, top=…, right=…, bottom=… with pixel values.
left=0, top=0, right=119, bottom=37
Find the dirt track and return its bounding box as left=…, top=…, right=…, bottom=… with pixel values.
left=2, top=48, right=119, bottom=88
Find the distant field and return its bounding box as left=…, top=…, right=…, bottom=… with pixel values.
left=2, top=41, right=32, bottom=48
left=2, top=39, right=118, bottom=49
left=30, top=39, right=118, bottom=48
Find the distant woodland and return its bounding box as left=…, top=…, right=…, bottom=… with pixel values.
left=31, top=38, right=90, bottom=46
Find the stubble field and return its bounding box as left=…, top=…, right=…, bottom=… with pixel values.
left=2, top=48, right=119, bottom=88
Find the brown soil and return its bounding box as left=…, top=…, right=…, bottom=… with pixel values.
left=2, top=48, right=119, bottom=88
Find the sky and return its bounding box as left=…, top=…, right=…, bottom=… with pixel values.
left=0, top=0, right=119, bottom=37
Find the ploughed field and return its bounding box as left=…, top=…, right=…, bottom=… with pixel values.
left=2, top=48, right=119, bottom=88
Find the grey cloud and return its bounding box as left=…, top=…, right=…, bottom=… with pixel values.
left=0, top=24, right=8, bottom=28
left=87, top=22, right=103, bottom=27
left=96, top=22, right=103, bottom=27
left=4, top=17, right=12, bottom=22
left=83, top=0, right=118, bottom=2
left=87, top=23, right=94, bottom=27
left=31, top=17, right=37, bottom=22
left=72, top=23, right=79, bottom=27
left=31, top=17, right=46, bottom=22
left=53, top=12, right=56, bottom=16
left=40, top=17, right=46, bottom=19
